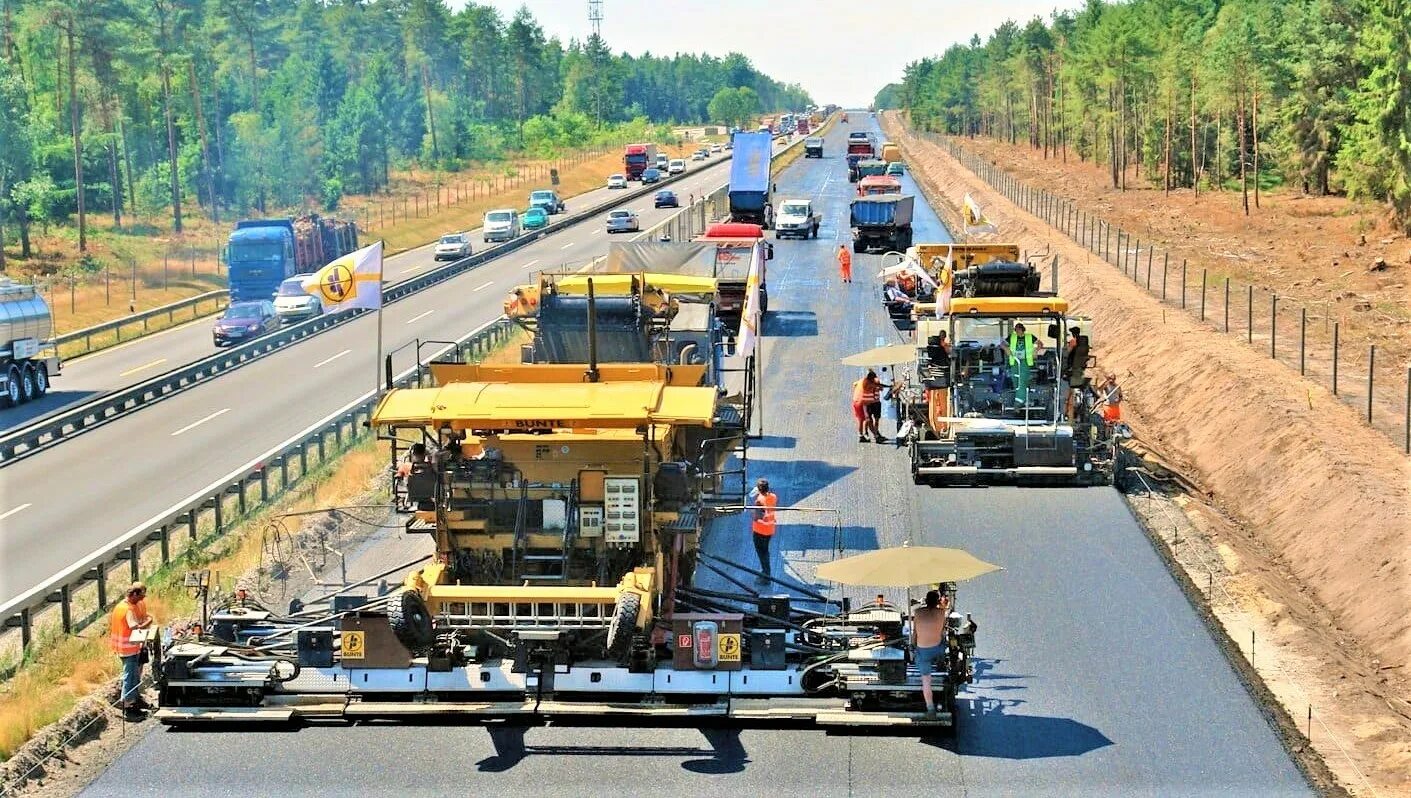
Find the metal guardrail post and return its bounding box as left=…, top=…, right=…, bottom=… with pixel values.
left=127, top=543, right=140, bottom=583
left=94, top=563, right=107, bottom=610
left=57, top=585, right=72, bottom=634
left=259, top=466, right=269, bottom=503
left=214, top=492, right=224, bottom=535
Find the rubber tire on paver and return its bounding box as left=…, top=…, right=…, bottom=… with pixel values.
left=387, top=590, right=435, bottom=652
left=606, top=592, right=642, bottom=658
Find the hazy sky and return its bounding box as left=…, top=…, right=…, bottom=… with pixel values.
left=475, top=1, right=1079, bottom=107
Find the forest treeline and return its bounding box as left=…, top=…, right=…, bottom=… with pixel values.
left=880, top=0, right=1411, bottom=227
left=0, top=0, right=810, bottom=266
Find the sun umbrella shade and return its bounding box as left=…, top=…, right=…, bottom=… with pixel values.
left=816, top=546, right=1002, bottom=587
left=840, top=343, right=917, bottom=367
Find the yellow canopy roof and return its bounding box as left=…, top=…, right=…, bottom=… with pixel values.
left=372, top=379, right=717, bottom=430
left=915, top=296, right=1069, bottom=316
left=553, top=273, right=718, bottom=296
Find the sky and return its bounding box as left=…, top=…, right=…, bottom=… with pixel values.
left=474, top=1, right=1082, bottom=108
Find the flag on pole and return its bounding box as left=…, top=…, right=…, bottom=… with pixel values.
left=303, top=241, right=384, bottom=312
left=962, top=194, right=997, bottom=235
left=736, top=243, right=763, bottom=358
left=932, top=249, right=954, bottom=317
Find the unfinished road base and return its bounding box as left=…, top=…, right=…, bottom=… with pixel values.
left=883, top=112, right=1411, bottom=796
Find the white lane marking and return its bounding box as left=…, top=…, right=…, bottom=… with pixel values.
left=560, top=242, right=574, bottom=250
left=405, top=309, right=435, bottom=325
left=170, top=407, right=231, bottom=437
left=0, top=503, right=33, bottom=522
left=119, top=358, right=167, bottom=377
left=401, top=263, right=427, bottom=274
left=473, top=281, right=494, bottom=292
left=314, top=349, right=352, bottom=368
left=522, top=259, right=540, bottom=270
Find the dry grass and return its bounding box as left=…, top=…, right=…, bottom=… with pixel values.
left=0, top=442, right=381, bottom=762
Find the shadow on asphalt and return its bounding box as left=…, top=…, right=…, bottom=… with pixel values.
left=749, top=459, right=857, bottom=501
left=477, top=723, right=748, bottom=773
left=749, top=434, right=798, bottom=449
left=921, top=698, right=1114, bottom=759
left=0, top=390, right=101, bottom=431
left=763, top=310, right=818, bottom=337
left=781, top=523, right=879, bottom=554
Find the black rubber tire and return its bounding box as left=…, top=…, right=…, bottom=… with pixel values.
left=32, top=363, right=48, bottom=398
left=386, top=590, right=434, bottom=652
left=1, top=366, right=18, bottom=408
left=19, top=364, right=37, bottom=403
left=606, top=592, right=642, bottom=658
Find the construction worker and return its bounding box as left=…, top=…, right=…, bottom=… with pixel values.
left=1097, top=372, right=1123, bottom=423
left=910, top=589, right=947, bottom=719
left=1001, top=322, right=1044, bottom=404
left=837, top=244, right=853, bottom=283
left=110, top=582, right=154, bottom=719
left=748, top=478, right=778, bottom=581
left=851, top=369, right=888, bottom=442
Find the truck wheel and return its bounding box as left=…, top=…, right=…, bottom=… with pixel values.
left=853, top=240, right=864, bottom=254
left=2, top=366, right=20, bottom=407
left=606, top=592, right=642, bottom=658
left=31, top=364, right=48, bottom=398
left=386, top=590, right=435, bottom=653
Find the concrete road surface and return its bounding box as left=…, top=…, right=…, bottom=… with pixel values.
left=77, top=119, right=1311, bottom=797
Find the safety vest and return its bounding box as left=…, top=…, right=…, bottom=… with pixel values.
left=837, top=248, right=851, bottom=269
left=109, top=599, right=146, bottom=656
left=751, top=491, right=778, bottom=536
left=1008, top=331, right=1036, bottom=367
left=852, top=378, right=880, bottom=404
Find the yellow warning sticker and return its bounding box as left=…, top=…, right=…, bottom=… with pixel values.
left=718, top=633, right=741, bottom=662
left=342, top=631, right=366, bottom=660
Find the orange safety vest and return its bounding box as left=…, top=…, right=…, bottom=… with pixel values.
left=852, top=378, right=880, bottom=404
left=751, top=491, right=778, bottom=536
left=837, top=248, right=852, bottom=270
left=109, top=599, right=147, bottom=656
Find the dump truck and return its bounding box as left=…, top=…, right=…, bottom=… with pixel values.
left=727, top=131, right=774, bottom=229
left=694, top=222, right=771, bottom=333
left=845, top=132, right=876, bottom=182
left=225, top=215, right=359, bottom=302
left=0, top=278, right=61, bottom=408
left=856, top=160, right=888, bottom=180
left=880, top=142, right=902, bottom=164
left=850, top=194, right=914, bottom=253
left=623, top=143, right=658, bottom=180
left=897, top=248, right=1113, bottom=486
left=804, top=136, right=824, bottom=158
left=857, top=175, right=902, bottom=196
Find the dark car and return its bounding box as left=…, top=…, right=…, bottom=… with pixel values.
left=654, top=190, right=679, bottom=208
left=641, top=167, right=663, bottom=184
left=213, top=300, right=279, bottom=346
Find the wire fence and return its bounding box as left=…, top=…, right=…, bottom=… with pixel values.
left=927, top=132, right=1411, bottom=454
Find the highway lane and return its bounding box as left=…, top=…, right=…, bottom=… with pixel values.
left=79, top=118, right=1311, bottom=797
left=0, top=139, right=794, bottom=607
left=0, top=145, right=763, bottom=433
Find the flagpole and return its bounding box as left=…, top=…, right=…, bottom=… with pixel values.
left=374, top=239, right=385, bottom=396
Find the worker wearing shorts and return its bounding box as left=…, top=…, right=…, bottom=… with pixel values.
left=914, top=644, right=943, bottom=675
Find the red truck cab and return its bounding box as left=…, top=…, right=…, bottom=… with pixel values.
left=693, top=223, right=773, bottom=330
left=623, top=143, right=657, bottom=180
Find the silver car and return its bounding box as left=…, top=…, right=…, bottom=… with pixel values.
left=606, top=209, right=640, bottom=234
left=272, top=275, right=323, bottom=321
left=434, top=233, right=472, bottom=261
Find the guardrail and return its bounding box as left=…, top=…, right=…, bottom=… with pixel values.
left=54, top=290, right=231, bottom=357
left=0, top=316, right=518, bottom=655
left=0, top=155, right=734, bottom=467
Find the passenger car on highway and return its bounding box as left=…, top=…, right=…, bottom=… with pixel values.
left=654, top=190, right=679, bottom=208
left=655, top=153, right=670, bottom=172
left=606, top=209, right=640, bottom=233
left=528, top=189, right=565, bottom=214
left=433, top=233, right=472, bottom=261
left=886, top=162, right=905, bottom=176
left=690, top=151, right=704, bottom=161
left=641, top=167, right=663, bottom=184
left=709, top=143, right=722, bottom=153
left=213, top=300, right=279, bottom=346
left=483, top=209, right=520, bottom=243
left=668, top=159, right=686, bottom=174
left=522, top=206, right=549, bottom=230
left=607, top=174, right=628, bottom=189
left=272, top=275, right=323, bottom=321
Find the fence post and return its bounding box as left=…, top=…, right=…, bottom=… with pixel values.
left=1247, top=285, right=1254, bottom=344
left=1332, top=322, right=1340, bottom=395
left=1146, top=248, right=1154, bottom=290
left=1181, top=260, right=1187, bottom=309
left=1404, top=366, right=1409, bottom=454
left=1300, top=308, right=1307, bottom=375
left=1224, top=277, right=1230, bottom=332
left=1200, top=269, right=1207, bottom=321
left=1270, top=294, right=1277, bottom=359
left=1161, top=253, right=1168, bottom=301
left=1367, top=346, right=1375, bottom=424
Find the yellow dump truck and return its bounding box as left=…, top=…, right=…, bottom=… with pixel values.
left=880, top=141, right=902, bottom=164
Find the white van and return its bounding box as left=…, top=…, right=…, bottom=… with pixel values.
left=483, top=209, right=520, bottom=243
left=668, top=159, right=686, bottom=175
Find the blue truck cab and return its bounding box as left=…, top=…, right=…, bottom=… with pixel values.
left=226, top=220, right=298, bottom=302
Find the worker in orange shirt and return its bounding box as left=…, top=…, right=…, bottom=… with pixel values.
left=110, top=582, right=154, bottom=719
left=837, top=243, right=853, bottom=283
left=748, top=478, right=778, bottom=581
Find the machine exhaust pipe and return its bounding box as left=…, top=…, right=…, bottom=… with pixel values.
left=585, top=278, right=600, bottom=383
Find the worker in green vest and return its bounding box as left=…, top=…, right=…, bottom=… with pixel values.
left=1001, top=322, right=1045, bottom=404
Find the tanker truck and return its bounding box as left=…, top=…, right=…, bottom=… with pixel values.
left=0, top=278, right=61, bottom=408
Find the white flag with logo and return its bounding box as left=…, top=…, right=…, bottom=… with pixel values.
left=303, top=241, right=384, bottom=312
left=962, top=193, right=997, bottom=235
left=736, top=244, right=763, bottom=358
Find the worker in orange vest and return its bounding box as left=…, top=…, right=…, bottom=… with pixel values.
left=837, top=244, right=853, bottom=283
left=748, top=478, right=778, bottom=581
left=110, top=582, right=154, bottom=718
left=851, top=369, right=888, bottom=442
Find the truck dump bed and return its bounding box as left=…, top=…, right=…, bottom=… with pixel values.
left=850, top=195, right=914, bottom=227
left=729, top=132, right=773, bottom=194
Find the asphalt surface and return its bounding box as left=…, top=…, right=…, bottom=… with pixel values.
left=77, top=118, right=1311, bottom=797
left=0, top=150, right=756, bottom=433
left=0, top=141, right=790, bottom=607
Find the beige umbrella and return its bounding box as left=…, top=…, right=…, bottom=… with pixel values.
left=816, top=545, right=1002, bottom=587
left=840, top=343, right=916, bottom=367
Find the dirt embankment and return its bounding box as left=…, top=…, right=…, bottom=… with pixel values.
left=882, top=112, right=1411, bottom=793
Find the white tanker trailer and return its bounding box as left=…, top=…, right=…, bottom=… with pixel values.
left=0, top=278, right=61, bottom=407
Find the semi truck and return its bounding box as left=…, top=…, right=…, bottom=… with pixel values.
left=0, top=278, right=61, bottom=407
left=796, top=118, right=810, bottom=135
left=225, top=215, right=359, bottom=302
left=623, top=143, right=658, bottom=180
left=804, top=136, right=824, bottom=158
left=727, top=131, right=775, bottom=229
left=850, top=194, right=914, bottom=253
